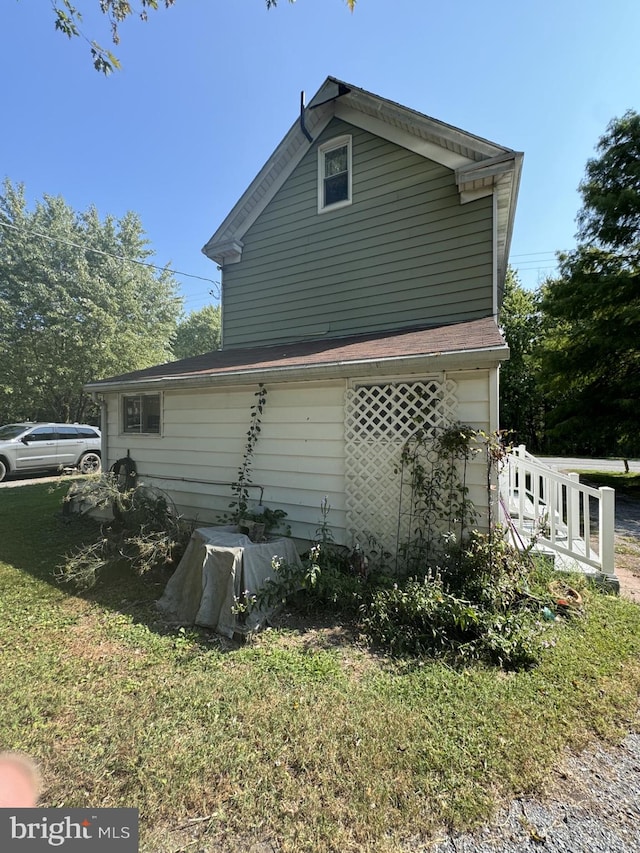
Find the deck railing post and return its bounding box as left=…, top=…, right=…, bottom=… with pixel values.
left=568, top=472, right=580, bottom=545
left=599, top=486, right=616, bottom=576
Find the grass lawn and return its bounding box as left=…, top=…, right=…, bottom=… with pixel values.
left=1, top=483, right=640, bottom=853
left=576, top=470, right=640, bottom=499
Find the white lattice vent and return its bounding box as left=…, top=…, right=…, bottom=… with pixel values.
left=344, top=379, right=458, bottom=559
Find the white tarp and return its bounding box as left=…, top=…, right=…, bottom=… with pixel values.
left=157, top=527, right=302, bottom=637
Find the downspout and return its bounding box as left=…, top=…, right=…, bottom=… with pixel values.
left=93, top=392, right=108, bottom=471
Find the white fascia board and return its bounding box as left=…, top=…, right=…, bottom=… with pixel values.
left=459, top=186, right=494, bottom=204
left=334, top=102, right=474, bottom=170
left=84, top=346, right=509, bottom=395
left=492, top=191, right=499, bottom=320
left=456, top=152, right=519, bottom=186
left=202, top=103, right=335, bottom=262
left=333, top=87, right=505, bottom=159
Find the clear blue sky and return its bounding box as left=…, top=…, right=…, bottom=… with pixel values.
left=2, top=1, right=639, bottom=314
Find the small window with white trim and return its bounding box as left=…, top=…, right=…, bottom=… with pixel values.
left=318, top=135, right=352, bottom=212
left=123, top=394, right=161, bottom=434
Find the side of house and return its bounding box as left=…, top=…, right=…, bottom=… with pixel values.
left=87, top=77, right=521, bottom=557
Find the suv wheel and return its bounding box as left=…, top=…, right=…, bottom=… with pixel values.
left=0, top=459, right=6, bottom=482
left=78, top=452, right=101, bottom=475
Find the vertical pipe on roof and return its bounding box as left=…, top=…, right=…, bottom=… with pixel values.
left=299, top=92, right=313, bottom=143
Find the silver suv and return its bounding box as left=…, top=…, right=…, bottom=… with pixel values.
left=0, top=423, right=102, bottom=482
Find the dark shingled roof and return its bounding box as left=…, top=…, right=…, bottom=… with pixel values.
left=87, top=317, right=507, bottom=389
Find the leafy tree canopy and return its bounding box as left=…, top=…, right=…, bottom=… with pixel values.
left=52, top=0, right=355, bottom=74
left=498, top=267, right=544, bottom=449
left=172, top=304, right=221, bottom=361
left=537, top=111, right=640, bottom=458
left=0, top=179, right=181, bottom=424
left=577, top=110, right=640, bottom=249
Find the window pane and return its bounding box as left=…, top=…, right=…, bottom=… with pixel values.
left=124, top=395, right=160, bottom=433
left=77, top=427, right=99, bottom=438
left=29, top=428, right=57, bottom=442
left=325, top=173, right=349, bottom=206
left=124, top=397, right=142, bottom=433
left=143, top=396, right=160, bottom=433
left=57, top=426, right=79, bottom=439
left=324, top=146, right=348, bottom=177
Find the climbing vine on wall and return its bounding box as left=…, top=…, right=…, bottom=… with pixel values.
left=399, top=423, right=481, bottom=572
left=229, top=384, right=267, bottom=521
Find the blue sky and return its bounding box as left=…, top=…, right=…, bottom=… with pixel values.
left=2, top=0, right=639, bottom=314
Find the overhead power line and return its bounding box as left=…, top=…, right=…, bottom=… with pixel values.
left=0, top=218, right=220, bottom=298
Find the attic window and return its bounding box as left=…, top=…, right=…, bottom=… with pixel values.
left=318, top=135, right=352, bottom=213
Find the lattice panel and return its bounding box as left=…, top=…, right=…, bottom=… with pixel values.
left=344, top=379, right=458, bottom=559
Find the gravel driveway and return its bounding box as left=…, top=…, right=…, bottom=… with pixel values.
left=428, top=730, right=640, bottom=853
left=428, top=492, right=640, bottom=853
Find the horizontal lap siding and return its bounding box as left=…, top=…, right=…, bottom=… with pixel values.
left=449, top=369, right=494, bottom=528
left=223, top=118, right=493, bottom=348
left=103, top=382, right=347, bottom=542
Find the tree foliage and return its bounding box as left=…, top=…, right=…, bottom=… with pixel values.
left=577, top=110, right=640, bottom=249
left=52, top=0, right=355, bottom=74
left=0, top=179, right=181, bottom=424
left=537, top=111, right=640, bottom=457
left=498, top=268, right=544, bottom=449
left=537, top=246, right=639, bottom=457
left=172, top=304, right=221, bottom=360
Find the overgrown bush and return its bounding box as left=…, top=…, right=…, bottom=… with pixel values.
left=361, top=532, right=548, bottom=669
left=253, top=541, right=371, bottom=617
left=56, top=477, right=194, bottom=589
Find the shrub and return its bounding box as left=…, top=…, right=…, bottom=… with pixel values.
left=362, top=532, right=545, bottom=669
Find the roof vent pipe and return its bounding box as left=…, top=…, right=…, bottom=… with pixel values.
left=299, top=91, right=313, bottom=143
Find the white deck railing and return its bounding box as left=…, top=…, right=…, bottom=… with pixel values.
left=499, top=445, right=615, bottom=577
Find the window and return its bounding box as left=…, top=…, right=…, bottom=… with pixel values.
left=318, top=135, right=352, bottom=212
left=123, top=394, right=161, bottom=434
left=57, top=426, right=80, bottom=441
left=26, top=427, right=57, bottom=442
left=77, top=427, right=100, bottom=439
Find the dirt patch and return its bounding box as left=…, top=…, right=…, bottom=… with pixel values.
left=616, top=536, right=640, bottom=605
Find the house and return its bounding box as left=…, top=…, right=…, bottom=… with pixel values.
left=86, top=77, right=522, bottom=558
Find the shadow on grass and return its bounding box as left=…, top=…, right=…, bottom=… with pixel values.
left=0, top=481, right=239, bottom=653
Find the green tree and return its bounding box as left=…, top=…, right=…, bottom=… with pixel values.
left=537, top=111, right=640, bottom=459
left=498, top=267, right=544, bottom=449
left=172, top=304, right=221, bottom=360
left=52, top=0, right=355, bottom=74
left=577, top=110, right=640, bottom=249
left=0, top=179, right=181, bottom=424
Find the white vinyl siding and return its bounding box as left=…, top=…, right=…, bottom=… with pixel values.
left=101, top=366, right=498, bottom=548
left=449, top=368, right=494, bottom=528
left=104, top=381, right=347, bottom=543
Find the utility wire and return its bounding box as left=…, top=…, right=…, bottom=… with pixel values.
left=0, top=218, right=220, bottom=298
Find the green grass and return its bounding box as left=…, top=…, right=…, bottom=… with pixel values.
left=576, top=470, right=640, bottom=498
left=1, top=483, right=640, bottom=852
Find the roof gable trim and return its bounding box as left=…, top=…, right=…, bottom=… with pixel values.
left=202, top=77, right=522, bottom=270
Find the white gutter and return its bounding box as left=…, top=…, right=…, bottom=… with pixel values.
left=85, top=345, right=509, bottom=394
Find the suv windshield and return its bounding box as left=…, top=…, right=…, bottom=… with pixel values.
left=0, top=424, right=29, bottom=440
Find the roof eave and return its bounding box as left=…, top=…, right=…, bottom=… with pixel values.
left=85, top=344, right=509, bottom=395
